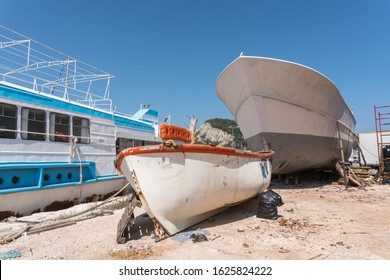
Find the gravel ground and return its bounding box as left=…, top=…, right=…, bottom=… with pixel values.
left=1, top=181, right=390, bottom=260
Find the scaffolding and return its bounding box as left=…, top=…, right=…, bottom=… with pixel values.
left=374, top=105, right=390, bottom=180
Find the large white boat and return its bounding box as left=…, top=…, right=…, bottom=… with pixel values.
left=115, top=141, right=274, bottom=239
left=216, top=55, right=356, bottom=174
left=0, top=26, right=164, bottom=219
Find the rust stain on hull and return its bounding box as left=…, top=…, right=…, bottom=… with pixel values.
left=43, top=200, right=78, bottom=212
left=0, top=211, right=21, bottom=221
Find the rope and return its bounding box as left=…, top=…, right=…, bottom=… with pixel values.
left=69, top=136, right=83, bottom=184
left=159, top=139, right=177, bottom=149
left=52, top=182, right=131, bottom=221
left=0, top=182, right=132, bottom=244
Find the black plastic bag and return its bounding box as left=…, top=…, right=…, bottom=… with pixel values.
left=256, top=189, right=284, bottom=219
left=256, top=203, right=278, bottom=220
left=257, top=189, right=284, bottom=206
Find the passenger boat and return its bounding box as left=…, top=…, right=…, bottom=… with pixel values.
left=115, top=140, right=274, bottom=239
left=216, top=55, right=356, bottom=174
left=0, top=26, right=164, bottom=219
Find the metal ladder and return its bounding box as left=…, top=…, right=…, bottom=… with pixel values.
left=374, top=105, right=390, bottom=181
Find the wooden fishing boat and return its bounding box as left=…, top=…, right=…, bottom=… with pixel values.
left=115, top=141, right=274, bottom=239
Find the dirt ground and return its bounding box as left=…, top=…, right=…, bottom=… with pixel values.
left=1, top=181, right=390, bottom=260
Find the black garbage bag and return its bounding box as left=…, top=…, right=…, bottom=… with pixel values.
left=256, top=203, right=278, bottom=220
left=256, top=189, right=284, bottom=220
left=257, top=189, right=284, bottom=207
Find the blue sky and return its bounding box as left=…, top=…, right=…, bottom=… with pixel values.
left=1, top=0, right=389, bottom=132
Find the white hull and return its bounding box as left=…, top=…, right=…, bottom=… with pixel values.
left=116, top=144, right=274, bottom=235
left=0, top=177, right=127, bottom=217
left=216, top=56, right=356, bottom=174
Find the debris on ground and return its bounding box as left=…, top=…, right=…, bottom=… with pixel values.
left=279, top=247, right=290, bottom=254
left=190, top=232, right=208, bottom=243
left=170, top=228, right=210, bottom=243
left=110, top=245, right=153, bottom=260
left=0, top=250, right=22, bottom=259
left=278, top=217, right=310, bottom=230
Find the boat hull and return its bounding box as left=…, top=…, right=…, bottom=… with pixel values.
left=116, top=144, right=274, bottom=236
left=246, top=132, right=352, bottom=174
left=216, top=56, right=356, bottom=174
left=0, top=177, right=127, bottom=220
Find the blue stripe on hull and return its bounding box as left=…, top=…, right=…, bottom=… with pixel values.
left=0, top=161, right=124, bottom=194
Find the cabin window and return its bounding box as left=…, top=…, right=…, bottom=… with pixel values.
left=49, top=113, right=70, bottom=142
left=21, top=107, right=46, bottom=141
left=0, top=102, right=17, bottom=139
left=73, top=116, right=90, bottom=144
left=132, top=140, right=144, bottom=147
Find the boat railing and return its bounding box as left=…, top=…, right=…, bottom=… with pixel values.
left=0, top=25, right=115, bottom=113
left=0, top=127, right=120, bottom=147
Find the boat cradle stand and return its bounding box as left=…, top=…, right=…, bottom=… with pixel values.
left=116, top=193, right=170, bottom=243
left=116, top=191, right=142, bottom=244
left=116, top=171, right=170, bottom=243
left=335, top=161, right=373, bottom=189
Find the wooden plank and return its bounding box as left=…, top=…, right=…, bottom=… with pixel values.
left=116, top=192, right=141, bottom=244
left=335, top=161, right=362, bottom=187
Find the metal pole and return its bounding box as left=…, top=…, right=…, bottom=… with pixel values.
left=374, top=105, right=382, bottom=177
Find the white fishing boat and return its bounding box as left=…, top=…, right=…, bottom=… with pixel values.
left=216, top=55, right=356, bottom=174
left=115, top=140, right=274, bottom=239
left=0, top=26, right=165, bottom=219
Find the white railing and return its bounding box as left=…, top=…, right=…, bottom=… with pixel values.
left=0, top=25, right=114, bottom=113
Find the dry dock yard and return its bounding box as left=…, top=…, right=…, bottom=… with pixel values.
left=1, top=181, right=390, bottom=260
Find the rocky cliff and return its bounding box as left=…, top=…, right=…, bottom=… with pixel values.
left=195, top=118, right=247, bottom=149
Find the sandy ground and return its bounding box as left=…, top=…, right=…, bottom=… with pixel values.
left=1, top=181, right=390, bottom=260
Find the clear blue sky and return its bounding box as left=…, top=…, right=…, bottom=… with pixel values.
left=1, top=0, right=389, bottom=132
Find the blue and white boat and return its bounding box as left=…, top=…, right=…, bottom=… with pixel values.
left=0, top=26, right=163, bottom=219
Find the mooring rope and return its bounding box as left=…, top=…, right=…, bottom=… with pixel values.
left=69, top=136, right=83, bottom=184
